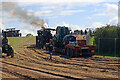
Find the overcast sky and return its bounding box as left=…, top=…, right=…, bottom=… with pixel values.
left=0, top=0, right=119, bottom=36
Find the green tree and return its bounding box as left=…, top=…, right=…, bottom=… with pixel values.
left=94, top=25, right=120, bottom=45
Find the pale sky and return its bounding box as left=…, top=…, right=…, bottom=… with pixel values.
left=0, top=0, right=119, bottom=36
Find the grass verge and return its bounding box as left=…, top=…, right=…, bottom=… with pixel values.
left=95, top=55, right=120, bottom=59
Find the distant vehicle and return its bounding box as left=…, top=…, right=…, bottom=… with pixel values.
left=1, top=30, right=14, bottom=58
left=3, top=28, right=21, bottom=37
left=26, top=34, right=33, bottom=37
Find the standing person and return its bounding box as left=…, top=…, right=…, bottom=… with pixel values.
left=19, top=33, right=22, bottom=37
left=81, top=30, right=83, bottom=35
left=85, top=30, right=87, bottom=35
left=48, top=41, right=53, bottom=60
left=89, top=29, right=92, bottom=37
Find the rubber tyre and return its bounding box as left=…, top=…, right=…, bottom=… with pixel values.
left=69, top=49, right=73, bottom=58
left=66, top=48, right=69, bottom=56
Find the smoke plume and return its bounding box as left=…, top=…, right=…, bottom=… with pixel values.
left=0, top=22, right=5, bottom=30
left=2, top=2, right=45, bottom=27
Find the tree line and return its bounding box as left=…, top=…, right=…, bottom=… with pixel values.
left=94, top=25, right=120, bottom=57
left=94, top=25, right=120, bottom=45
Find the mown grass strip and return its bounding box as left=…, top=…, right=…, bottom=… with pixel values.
left=8, top=36, right=35, bottom=47
left=95, top=55, right=120, bottom=59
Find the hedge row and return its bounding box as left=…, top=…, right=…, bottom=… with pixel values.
left=94, top=25, right=120, bottom=57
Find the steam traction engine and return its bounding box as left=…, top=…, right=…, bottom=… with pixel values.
left=1, top=30, right=14, bottom=58
left=36, top=28, right=55, bottom=49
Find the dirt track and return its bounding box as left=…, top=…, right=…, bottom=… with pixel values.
left=1, top=37, right=119, bottom=79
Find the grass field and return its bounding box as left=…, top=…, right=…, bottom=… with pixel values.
left=8, top=36, right=35, bottom=48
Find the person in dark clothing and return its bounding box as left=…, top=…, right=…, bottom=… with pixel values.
left=85, top=30, right=87, bottom=35
left=48, top=44, right=53, bottom=52
left=89, top=29, right=92, bottom=37
left=19, top=33, right=22, bottom=37
left=48, top=41, right=53, bottom=60
left=81, top=30, right=83, bottom=35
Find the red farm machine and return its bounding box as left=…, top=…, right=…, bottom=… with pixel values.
left=36, top=26, right=96, bottom=57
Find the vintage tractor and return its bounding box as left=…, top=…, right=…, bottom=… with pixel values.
left=36, top=28, right=55, bottom=49
left=1, top=30, right=14, bottom=58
